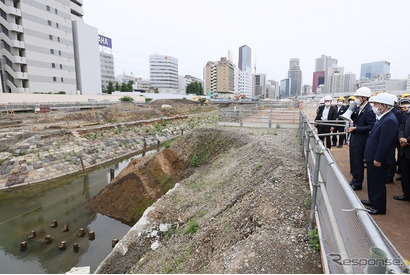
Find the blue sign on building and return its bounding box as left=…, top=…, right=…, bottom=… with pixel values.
left=98, top=35, right=112, bottom=48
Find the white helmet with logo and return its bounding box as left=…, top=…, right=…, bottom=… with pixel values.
left=354, top=87, right=372, bottom=98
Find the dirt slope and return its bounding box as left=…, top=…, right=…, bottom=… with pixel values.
left=85, top=128, right=248, bottom=225
left=95, top=126, right=322, bottom=274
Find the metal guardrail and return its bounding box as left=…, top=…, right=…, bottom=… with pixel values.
left=218, top=103, right=300, bottom=127
left=300, top=111, right=409, bottom=274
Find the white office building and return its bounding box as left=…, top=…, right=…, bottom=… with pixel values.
left=72, top=20, right=101, bottom=95
left=0, top=0, right=102, bottom=95
left=150, top=54, right=179, bottom=93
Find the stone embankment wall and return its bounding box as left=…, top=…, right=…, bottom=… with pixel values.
left=0, top=115, right=217, bottom=189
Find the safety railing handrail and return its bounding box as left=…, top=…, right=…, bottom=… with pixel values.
left=299, top=111, right=409, bottom=274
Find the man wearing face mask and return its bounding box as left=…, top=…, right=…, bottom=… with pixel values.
left=315, top=95, right=337, bottom=149
left=346, top=87, right=376, bottom=191
left=332, top=96, right=348, bottom=148
left=394, top=98, right=410, bottom=202
left=361, top=93, right=398, bottom=215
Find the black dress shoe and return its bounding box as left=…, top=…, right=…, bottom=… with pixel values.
left=337, top=145, right=343, bottom=148
left=350, top=184, right=362, bottom=190
left=367, top=208, right=385, bottom=215
left=393, top=195, right=410, bottom=201
left=361, top=199, right=372, bottom=206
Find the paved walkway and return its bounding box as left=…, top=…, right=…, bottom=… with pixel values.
left=331, top=145, right=410, bottom=262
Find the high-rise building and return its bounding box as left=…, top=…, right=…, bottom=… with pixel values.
left=254, top=73, right=266, bottom=97
left=312, top=54, right=337, bottom=94
left=280, top=78, right=296, bottom=98
left=328, top=67, right=344, bottom=95
left=99, top=35, right=115, bottom=92
left=360, top=61, right=390, bottom=80
left=288, top=58, right=302, bottom=96
left=238, top=45, right=253, bottom=97
left=0, top=0, right=103, bottom=95
left=149, top=54, right=179, bottom=92
left=266, top=80, right=279, bottom=99
left=0, top=0, right=82, bottom=94
left=204, top=57, right=235, bottom=98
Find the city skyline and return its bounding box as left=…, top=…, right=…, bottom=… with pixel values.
left=83, top=0, right=410, bottom=85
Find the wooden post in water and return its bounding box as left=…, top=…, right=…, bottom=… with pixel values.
left=157, top=139, right=160, bottom=152
left=79, top=156, right=86, bottom=176
left=142, top=140, right=147, bottom=157
left=110, top=168, right=115, bottom=181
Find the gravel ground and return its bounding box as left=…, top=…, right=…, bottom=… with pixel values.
left=96, top=126, right=322, bottom=274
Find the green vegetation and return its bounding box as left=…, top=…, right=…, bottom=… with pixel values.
left=199, top=209, right=206, bottom=218
left=119, top=96, right=134, bottom=102
left=186, top=81, right=203, bottom=95
left=276, top=123, right=281, bottom=129
left=160, top=175, right=175, bottom=190
left=304, top=194, right=312, bottom=208
left=0, top=158, right=3, bottom=165
left=308, top=228, right=320, bottom=251
left=184, top=218, right=199, bottom=234
left=162, top=141, right=171, bottom=149
left=20, top=150, right=26, bottom=156
left=190, top=153, right=200, bottom=167
left=254, top=163, right=262, bottom=172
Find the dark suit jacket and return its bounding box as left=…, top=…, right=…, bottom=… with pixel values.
left=364, top=111, right=398, bottom=165
left=398, top=113, right=410, bottom=159
left=314, top=105, right=337, bottom=122
left=350, top=102, right=376, bottom=147
left=336, top=105, right=348, bottom=120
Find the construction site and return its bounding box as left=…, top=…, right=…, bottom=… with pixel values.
left=0, top=99, right=409, bottom=274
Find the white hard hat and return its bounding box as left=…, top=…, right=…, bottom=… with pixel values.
left=369, top=93, right=395, bottom=106
left=319, top=97, right=325, bottom=104
left=323, top=95, right=333, bottom=101
left=354, top=87, right=372, bottom=98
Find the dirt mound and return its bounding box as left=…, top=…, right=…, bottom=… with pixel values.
left=95, top=127, right=322, bottom=274
left=85, top=128, right=248, bottom=225
left=149, top=99, right=199, bottom=107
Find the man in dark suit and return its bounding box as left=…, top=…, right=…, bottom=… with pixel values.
left=315, top=95, right=337, bottom=149
left=346, top=87, right=375, bottom=190
left=332, top=96, right=348, bottom=148
left=394, top=98, right=410, bottom=201
left=361, top=93, right=399, bottom=215
left=385, top=96, right=403, bottom=184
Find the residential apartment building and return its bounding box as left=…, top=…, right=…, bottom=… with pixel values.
left=149, top=54, right=179, bottom=93
left=204, top=57, right=235, bottom=98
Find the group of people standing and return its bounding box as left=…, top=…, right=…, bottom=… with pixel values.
left=315, top=87, right=410, bottom=215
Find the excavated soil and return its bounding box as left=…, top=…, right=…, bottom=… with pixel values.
left=94, top=126, right=322, bottom=274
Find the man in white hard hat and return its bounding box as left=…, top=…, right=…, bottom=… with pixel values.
left=361, top=93, right=399, bottom=215
left=346, top=87, right=376, bottom=190
left=314, top=95, right=337, bottom=149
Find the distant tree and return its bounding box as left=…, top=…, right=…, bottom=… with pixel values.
left=115, top=82, right=120, bottom=91
left=186, top=82, right=203, bottom=95
left=107, top=81, right=115, bottom=94
left=120, top=82, right=128, bottom=91
left=126, top=81, right=134, bottom=92
left=154, top=88, right=159, bottom=94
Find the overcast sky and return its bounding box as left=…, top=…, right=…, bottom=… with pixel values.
left=83, top=0, right=410, bottom=85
